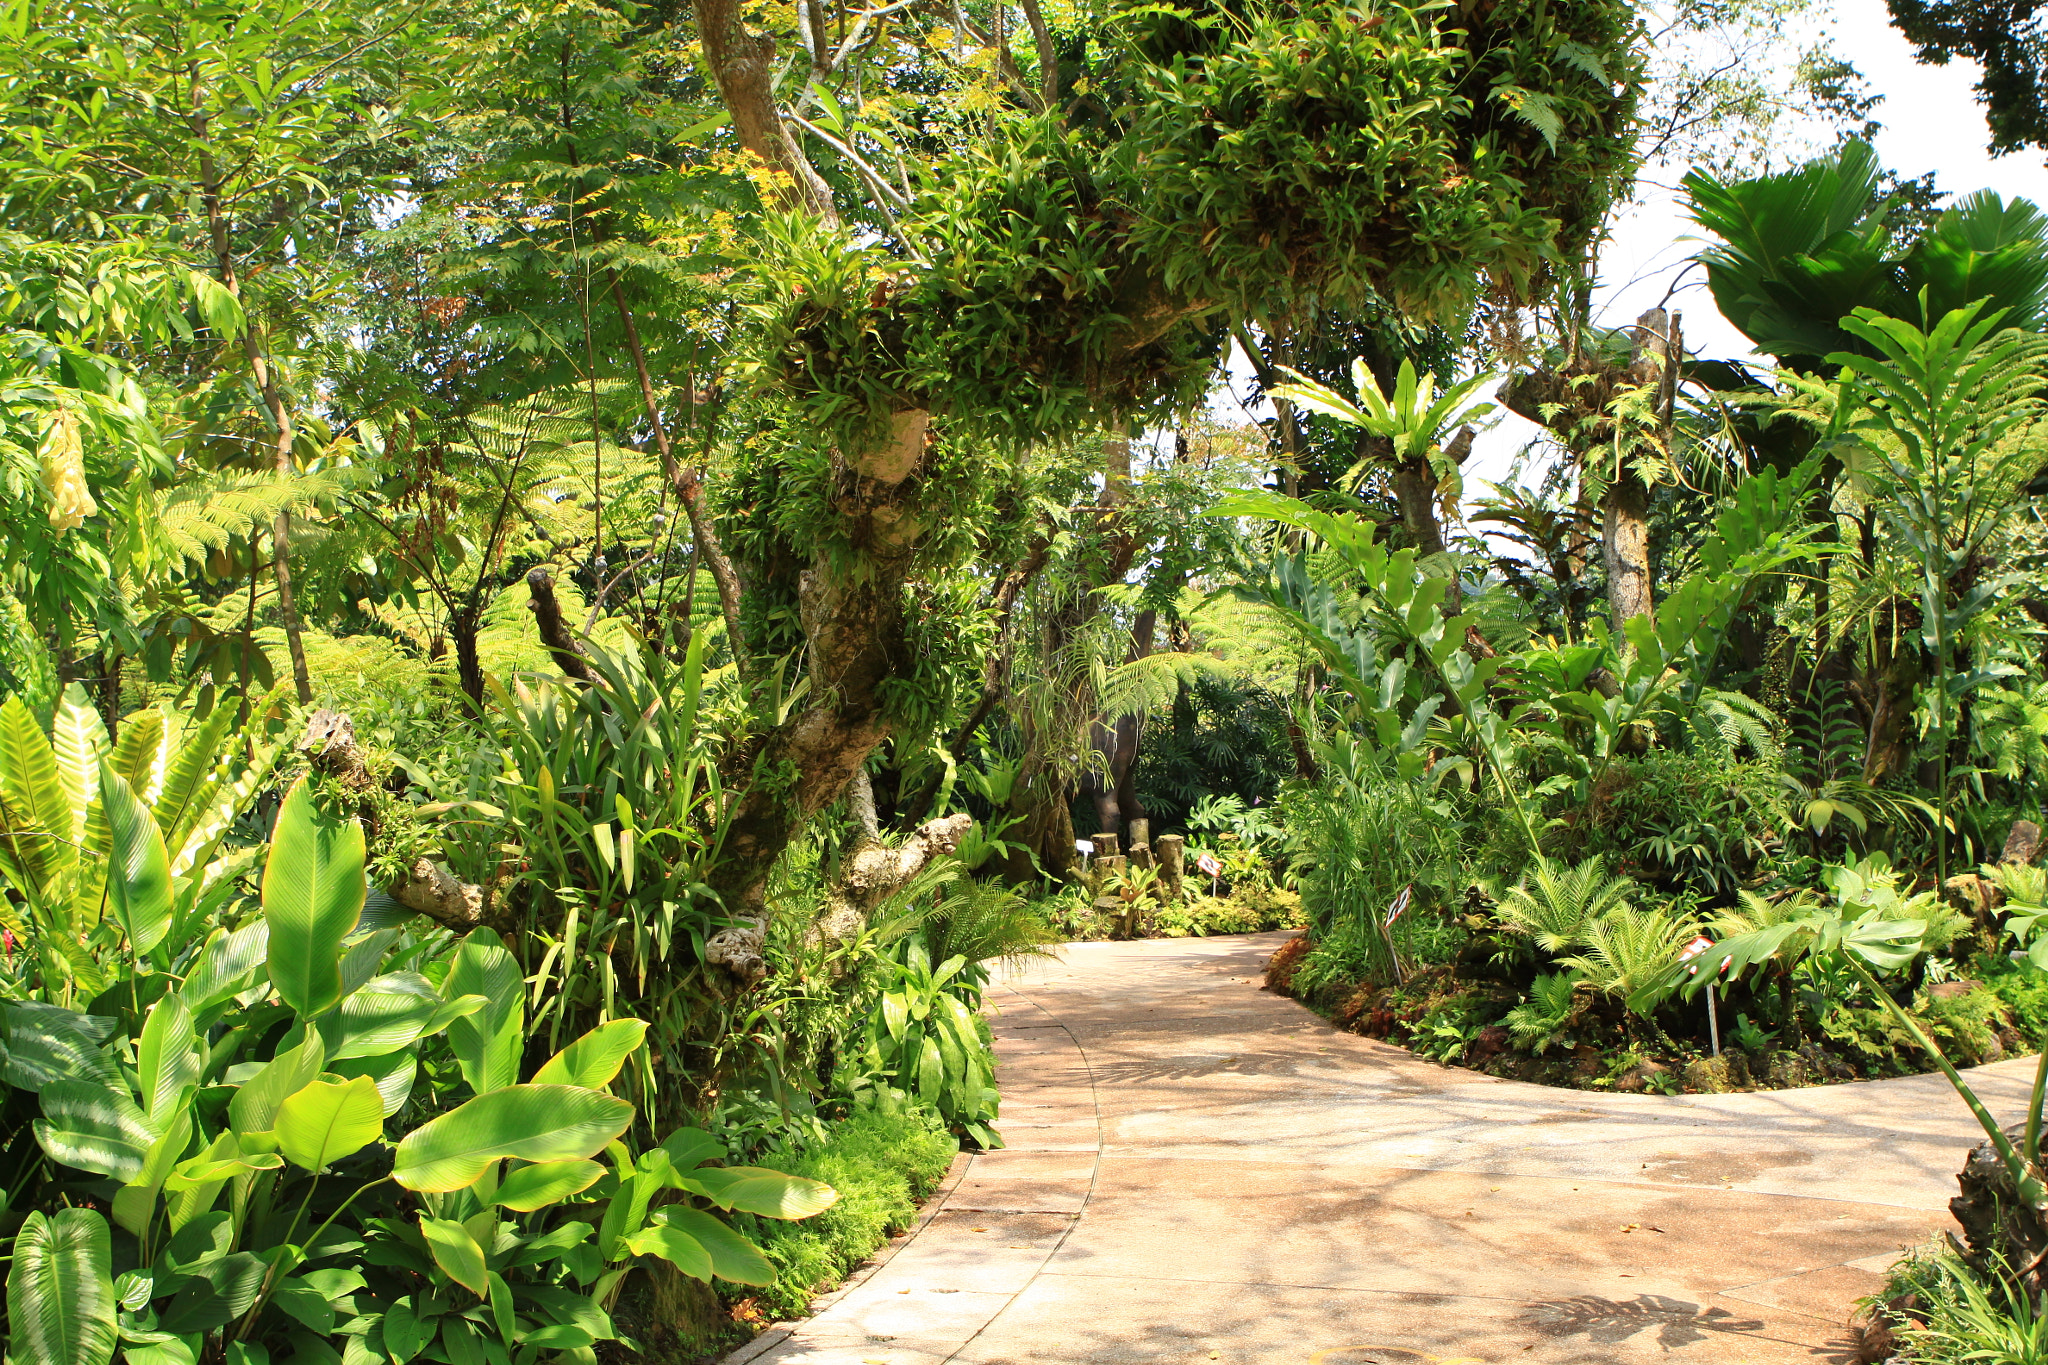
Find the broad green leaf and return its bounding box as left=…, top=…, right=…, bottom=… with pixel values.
left=228, top=1033, right=326, bottom=1137
left=275, top=1075, right=386, bottom=1171
left=391, top=1084, right=633, bottom=1192
left=98, top=763, right=171, bottom=953
left=383, top=1298, right=430, bottom=1364
left=532, top=1019, right=648, bottom=1088
left=488, top=1158, right=606, bottom=1211
left=50, top=684, right=105, bottom=845
left=322, top=973, right=441, bottom=1059
left=2, top=1002, right=119, bottom=1091
left=618, top=1223, right=711, bottom=1280
left=34, top=1080, right=157, bottom=1181
left=9, top=1209, right=116, bottom=1365
left=443, top=930, right=523, bottom=1094
left=653, top=1207, right=776, bottom=1285
left=137, top=994, right=199, bottom=1122
left=686, top=1166, right=838, bottom=1219
left=0, top=695, right=74, bottom=890
left=419, top=1217, right=488, bottom=1297
left=269, top=1280, right=335, bottom=1335
left=164, top=1150, right=284, bottom=1190
left=263, top=777, right=366, bottom=1018
left=183, top=923, right=269, bottom=1020
left=658, top=1127, right=725, bottom=1174
left=331, top=1049, right=419, bottom=1117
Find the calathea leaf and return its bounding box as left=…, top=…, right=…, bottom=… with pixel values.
left=8, top=1208, right=117, bottom=1365
left=34, top=1079, right=158, bottom=1181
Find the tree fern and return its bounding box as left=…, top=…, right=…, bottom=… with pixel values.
left=149, top=469, right=353, bottom=571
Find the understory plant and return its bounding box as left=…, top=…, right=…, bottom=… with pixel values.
left=0, top=688, right=837, bottom=1365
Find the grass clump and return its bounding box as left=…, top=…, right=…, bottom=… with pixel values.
left=738, top=1102, right=961, bottom=1319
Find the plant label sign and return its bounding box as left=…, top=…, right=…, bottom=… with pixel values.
left=1385, top=884, right=1413, bottom=927
left=1196, top=852, right=1221, bottom=877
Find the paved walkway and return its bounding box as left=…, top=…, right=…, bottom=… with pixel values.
left=730, top=933, right=2039, bottom=1365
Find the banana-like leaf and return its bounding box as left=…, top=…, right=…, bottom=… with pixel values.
left=227, top=1033, right=326, bottom=1137
left=50, top=685, right=105, bottom=847
left=419, top=1217, right=489, bottom=1297
left=274, top=1075, right=386, bottom=1171
left=149, top=702, right=234, bottom=842
left=0, top=695, right=74, bottom=892
left=9, top=1208, right=117, bottom=1365
left=137, top=994, right=200, bottom=1123
left=263, top=778, right=366, bottom=1018
left=532, top=1019, right=649, bottom=1088
left=685, top=1166, right=838, bottom=1219
left=183, top=922, right=270, bottom=1020
left=618, top=1222, right=711, bottom=1281
left=330, top=1049, right=420, bottom=1117
left=489, top=1158, right=606, bottom=1211
left=98, top=763, right=171, bottom=954
left=391, top=1084, right=633, bottom=1192
left=651, top=1206, right=776, bottom=1285
left=321, top=973, right=443, bottom=1060
left=443, top=930, right=523, bottom=1095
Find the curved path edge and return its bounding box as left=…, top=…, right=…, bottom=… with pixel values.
left=730, top=933, right=2034, bottom=1365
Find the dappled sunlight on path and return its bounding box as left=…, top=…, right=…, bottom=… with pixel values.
left=728, top=933, right=2034, bottom=1364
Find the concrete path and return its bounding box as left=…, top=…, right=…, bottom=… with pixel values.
left=730, top=933, right=2039, bottom=1365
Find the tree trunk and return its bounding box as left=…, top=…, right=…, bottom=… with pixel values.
left=1601, top=475, right=1653, bottom=633
left=695, top=0, right=839, bottom=222
left=705, top=410, right=949, bottom=915
left=450, top=606, right=484, bottom=707
left=197, top=143, right=313, bottom=705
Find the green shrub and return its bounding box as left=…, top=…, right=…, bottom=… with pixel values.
left=743, top=1103, right=960, bottom=1318
left=1153, top=889, right=1304, bottom=938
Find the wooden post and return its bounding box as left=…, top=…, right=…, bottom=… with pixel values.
left=1155, top=834, right=1186, bottom=902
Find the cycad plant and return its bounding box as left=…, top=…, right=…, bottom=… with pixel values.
left=1493, top=854, right=1636, bottom=954
left=1503, top=972, right=1582, bottom=1054
left=1830, top=301, right=2048, bottom=880
left=1560, top=904, right=1701, bottom=1011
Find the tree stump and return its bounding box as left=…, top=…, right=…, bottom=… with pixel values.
left=1155, top=834, right=1186, bottom=902
left=2005, top=819, right=2043, bottom=867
